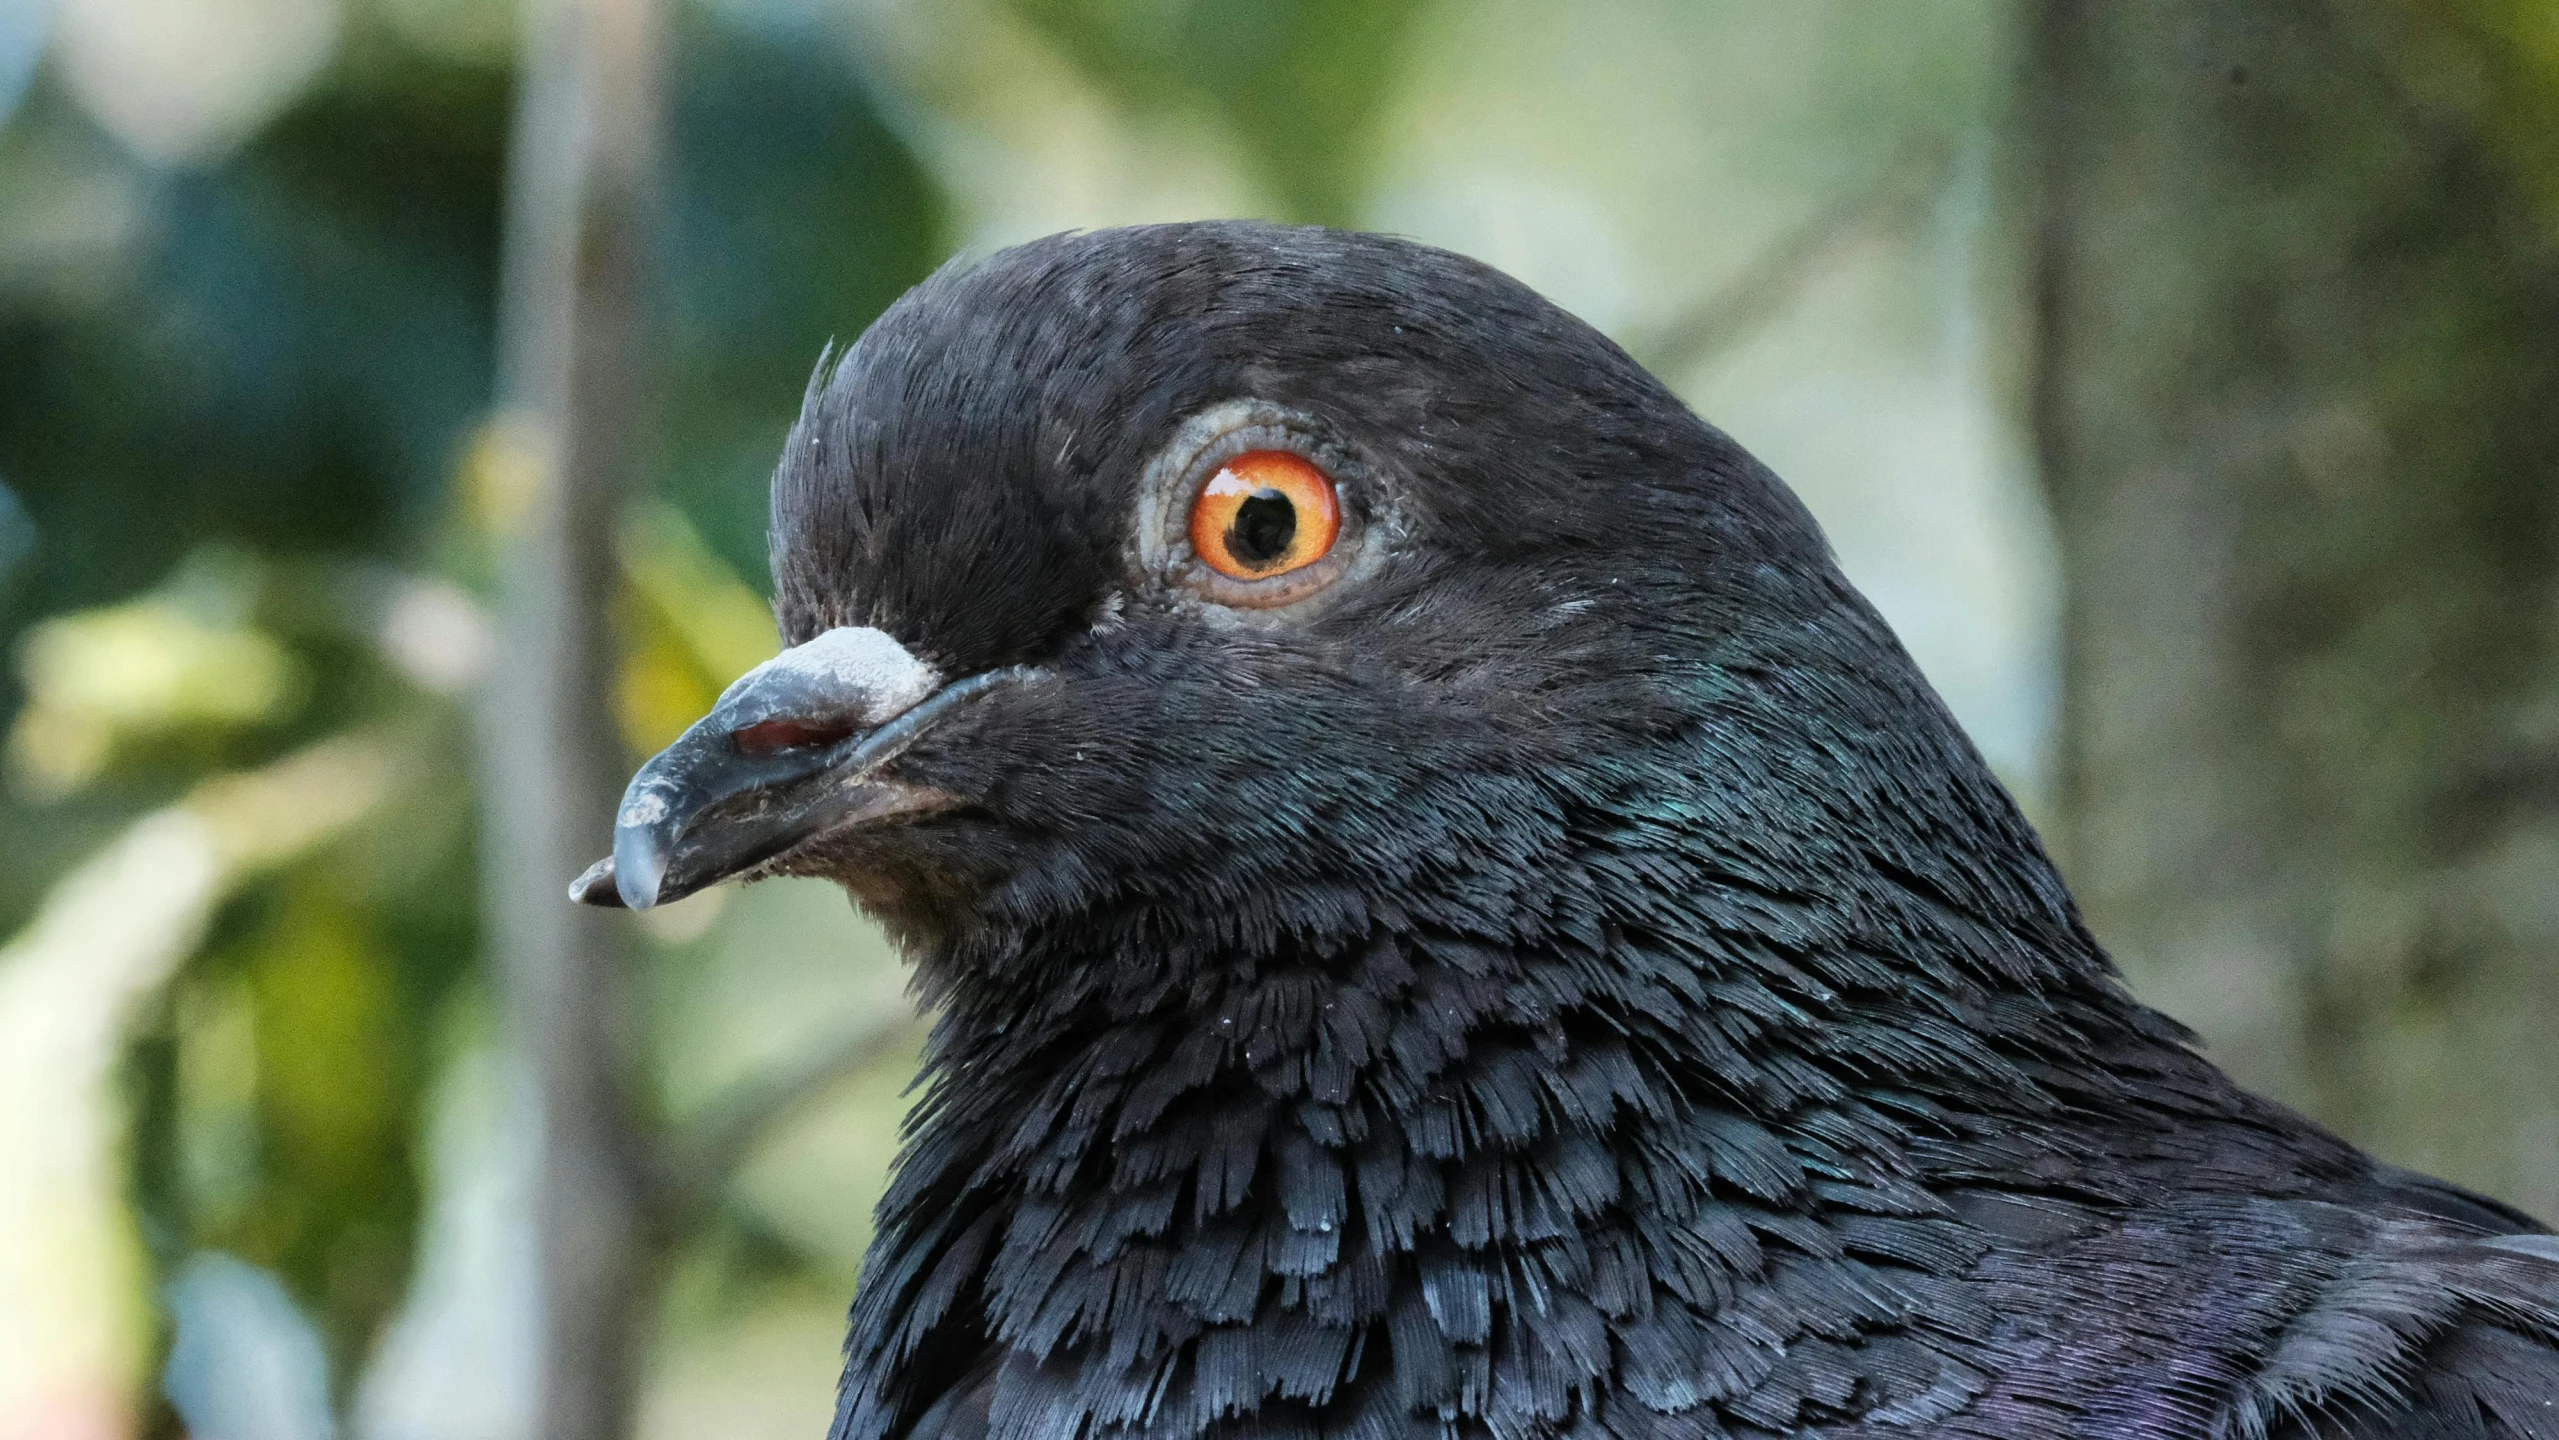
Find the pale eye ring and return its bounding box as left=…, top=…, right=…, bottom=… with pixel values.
left=1136, top=400, right=1377, bottom=612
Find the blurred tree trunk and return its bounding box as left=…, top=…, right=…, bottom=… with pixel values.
left=484, top=0, right=664, bottom=1436
left=2027, top=0, right=2559, bottom=1220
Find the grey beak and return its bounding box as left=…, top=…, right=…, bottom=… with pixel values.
left=569, top=626, right=1019, bottom=910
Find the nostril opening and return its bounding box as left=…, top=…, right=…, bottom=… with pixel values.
left=732, top=717, right=861, bottom=755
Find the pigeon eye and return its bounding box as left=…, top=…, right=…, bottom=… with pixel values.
left=1188, top=451, right=1341, bottom=582
left=1142, top=404, right=1371, bottom=611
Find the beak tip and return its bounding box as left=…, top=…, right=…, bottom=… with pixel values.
left=612, top=831, right=671, bottom=910
left=569, top=857, right=626, bottom=908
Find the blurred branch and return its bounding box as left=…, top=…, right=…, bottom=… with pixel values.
left=1632, top=136, right=1954, bottom=376
left=0, top=735, right=399, bottom=1440
left=650, top=1013, right=924, bottom=1233
left=482, top=0, right=666, bottom=1436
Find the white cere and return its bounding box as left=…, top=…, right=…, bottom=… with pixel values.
left=723, top=625, right=942, bottom=721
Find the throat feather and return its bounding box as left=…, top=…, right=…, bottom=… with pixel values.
left=837, top=923, right=2022, bottom=1440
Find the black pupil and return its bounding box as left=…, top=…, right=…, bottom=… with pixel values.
left=1226, top=490, right=1298, bottom=570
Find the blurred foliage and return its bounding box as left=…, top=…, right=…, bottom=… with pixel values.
left=204, top=877, right=420, bottom=1385
left=659, top=3, right=947, bottom=583
left=0, top=0, right=948, bottom=1408
left=619, top=501, right=781, bottom=754
left=2437, top=0, right=2559, bottom=229
left=8, top=554, right=306, bottom=797
left=1001, top=0, right=1435, bottom=224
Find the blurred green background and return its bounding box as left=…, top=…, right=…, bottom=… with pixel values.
left=0, top=1, right=2553, bottom=1437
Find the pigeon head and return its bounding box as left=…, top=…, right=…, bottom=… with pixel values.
left=585, top=220, right=2087, bottom=992
left=575, top=222, right=2559, bottom=1440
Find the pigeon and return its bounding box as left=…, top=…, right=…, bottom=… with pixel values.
left=575, top=221, right=2559, bottom=1440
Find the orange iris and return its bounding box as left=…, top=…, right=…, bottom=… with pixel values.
left=1187, top=450, right=1342, bottom=581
